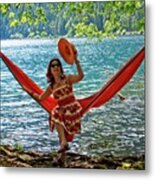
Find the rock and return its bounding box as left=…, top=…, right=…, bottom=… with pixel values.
left=18, top=154, right=34, bottom=162
left=0, top=145, right=145, bottom=169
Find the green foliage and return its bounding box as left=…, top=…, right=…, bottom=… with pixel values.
left=0, top=1, right=144, bottom=39
left=40, top=31, right=48, bottom=37
left=0, top=4, right=10, bottom=15
left=35, top=7, right=47, bottom=24
left=13, top=143, right=23, bottom=152
left=10, top=19, right=19, bottom=27
left=28, top=31, right=35, bottom=38
left=75, top=23, right=98, bottom=37
left=116, top=160, right=144, bottom=170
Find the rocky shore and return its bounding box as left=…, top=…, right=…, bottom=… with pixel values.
left=0, top=145, right=144, bottom=169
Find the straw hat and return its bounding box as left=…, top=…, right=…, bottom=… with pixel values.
left=58, top=38, right=76, bottom=64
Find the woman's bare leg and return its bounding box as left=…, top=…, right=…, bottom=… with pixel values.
left=55, top=123, right=67, bottom=146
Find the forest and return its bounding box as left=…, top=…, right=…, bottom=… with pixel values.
left=0, top=1, right=144, bottom=39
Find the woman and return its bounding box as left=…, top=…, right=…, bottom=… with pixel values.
left=24, top=46, right=84, bottom=153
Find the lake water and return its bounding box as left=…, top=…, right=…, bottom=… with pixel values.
left=1, top=36, right=145, bottom=157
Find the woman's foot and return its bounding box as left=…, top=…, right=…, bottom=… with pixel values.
left=117, top=93, right=127, bottom=101
left=58, top=144, right=70, bottom=153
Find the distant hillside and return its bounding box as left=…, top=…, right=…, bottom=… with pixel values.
left=0, top=1, right=144, bottom=39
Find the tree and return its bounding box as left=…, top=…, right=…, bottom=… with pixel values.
left=0, top=1, right=144, bottom=39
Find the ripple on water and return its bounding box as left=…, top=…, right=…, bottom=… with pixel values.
left=1, top=37, right=145, bottom=156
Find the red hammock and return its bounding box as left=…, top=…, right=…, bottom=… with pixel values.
left=0, top=47, right=144, bottom=116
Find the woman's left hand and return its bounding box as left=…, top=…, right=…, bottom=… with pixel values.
left=33, top=93, right=40, bottom=100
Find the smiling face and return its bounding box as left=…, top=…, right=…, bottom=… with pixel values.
left=46, top=58, right=64, bottom=83
left=50, top=60, right=61, bottom=78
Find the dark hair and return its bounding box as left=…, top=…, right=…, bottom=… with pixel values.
left=46, top=58, right=65, bottom=85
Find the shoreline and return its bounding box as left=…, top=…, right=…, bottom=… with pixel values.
left=0, top=34, right=144, bottom=41
left=0, top=145, right=145, bottom=169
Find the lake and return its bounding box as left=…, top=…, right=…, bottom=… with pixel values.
left=1, top=35, right=145, bottom=157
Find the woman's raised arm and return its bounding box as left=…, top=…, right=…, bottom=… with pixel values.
left=67, top=47, right=84, bottom=84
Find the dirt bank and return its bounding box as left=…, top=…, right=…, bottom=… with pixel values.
left=0, top=145, right=144, bottom=169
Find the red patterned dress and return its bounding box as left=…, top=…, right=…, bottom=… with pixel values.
left=50, top=77, right=82, bottom=141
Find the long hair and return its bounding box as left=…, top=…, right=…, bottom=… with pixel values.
left=46, top=58, right=65, bottom=85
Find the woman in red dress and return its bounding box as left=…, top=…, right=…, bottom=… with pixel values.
left=30, top=46, right=84, bottom=153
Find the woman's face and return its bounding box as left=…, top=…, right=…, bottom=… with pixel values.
left=50, top=60, right=61, bottom=77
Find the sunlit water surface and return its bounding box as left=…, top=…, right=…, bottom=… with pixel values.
left=1, top=36, right=144, bottom=156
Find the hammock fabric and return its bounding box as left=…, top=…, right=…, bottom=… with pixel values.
left=0, top=47, right=145, bottom=116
